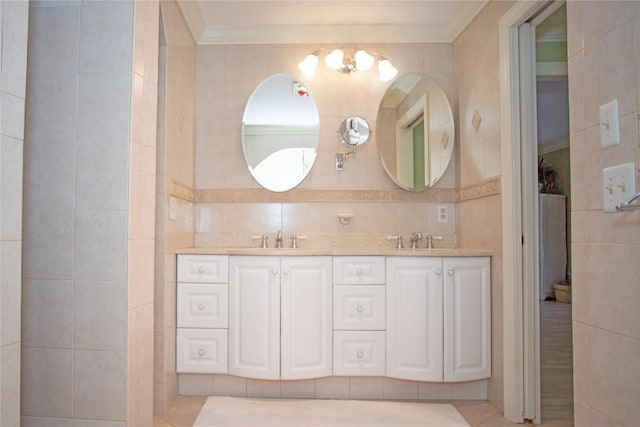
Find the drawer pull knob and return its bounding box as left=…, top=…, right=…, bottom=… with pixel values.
left=357, top=305, right=364, bottom=313
left=198, top=266, right=205, bottom=274
left=356, top=268, right=363, bottom=275
left=357, top=351, right=364, bottom=359
left=198, top=304, right=205, bottom=311
left=283, top=268, right=290, bottom=275
left=448, top=269, right=454, bottom=276
left=435, top=268, right=442, bottom=276
left=198, top=349, right=205, bottom=357
left=272, top=269, right=278, bottom=275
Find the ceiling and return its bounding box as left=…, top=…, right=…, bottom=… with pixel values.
left=176, top=1, right=489, bottom=45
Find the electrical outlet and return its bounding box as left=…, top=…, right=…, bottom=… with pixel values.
left=437, top=204, right=449, bottom=223
left=602, top=163, right=636, bottom=212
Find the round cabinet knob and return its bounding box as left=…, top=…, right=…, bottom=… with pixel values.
left=357, top=305, right=364, bottom=313
left=448, top=269, right=454, bottom=276
left=357, top=351, right=364, bottom=359
left=272, top=269, right=278, bottom=275
left=283, top=268, right=290, bottom=275
left=198, top=303, right=205, bottom=311
left=198, top=266, right=205, bottom=274
left=435, top=268, right=442, bottom=276
left=198, top=349, right=205, bottom=357
left=356, top=268, right=363, bottom=275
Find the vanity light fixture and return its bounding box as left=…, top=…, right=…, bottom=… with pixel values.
left=298, top=48, right=398, bottom=81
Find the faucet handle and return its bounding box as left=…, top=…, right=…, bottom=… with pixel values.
left=251, top=235, right=268, bottom=248
left=387, top=235, right=404, bottom=249
left=425, top=234, right=443, bottom=249
left=290, top=235, right=307, bottom=249
left=410, top=232, right=423, bottom=249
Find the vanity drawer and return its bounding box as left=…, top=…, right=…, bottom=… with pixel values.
left=333, top=331, right=386, bottom=376
left=178, top=254, right=228, bottom=283
left=177, top=283, right=228, bottom=328
left=333, top=256, right=385, bottom=285
left=177, top=328, right=228, bottom=374
left=334, top=285, right=385, bottom=330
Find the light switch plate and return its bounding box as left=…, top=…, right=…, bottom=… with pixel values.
left=599, top=99, right=620, bottom=148
left=602, top=162, right=636, bottom=212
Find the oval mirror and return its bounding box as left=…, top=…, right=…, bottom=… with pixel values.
left=376, top=73, right=454, bottom=191
left=338, top=116, right=371, bottom=147
left=242, top=74, right=320, bottom=192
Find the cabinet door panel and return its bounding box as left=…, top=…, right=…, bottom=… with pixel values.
left=177, top=283, right=228, bottom=328
left=177, top=254, right=228, bottom=283
left=228, top=256, right=280, bottom=379
left=281, top=257, right=332, bottom=379
left=334, top=331, right=385, bottom=376
left=443, top=257, right=491, bottom=382
left=176, top=328, right=228, bottom=374
left=386, top=257, right=443, bottom=382
left=334, top=285, right=385, bottom=331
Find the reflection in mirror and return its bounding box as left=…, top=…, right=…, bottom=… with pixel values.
left=376, top=73, right=454, bottom=191
left=242, top=74, right=320, bottom=192
left=337, top=116, right=371, bottom=146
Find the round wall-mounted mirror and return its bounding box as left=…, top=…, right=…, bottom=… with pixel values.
left=242, top=74, right=320, bottom=192
left=376, top=73, right=454, bottom=191
left=338, top=116, right=371, bottom=147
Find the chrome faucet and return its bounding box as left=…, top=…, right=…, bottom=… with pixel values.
left=251, top=234, right=269, bottom=248
left=290, top=234, right=307, bottom=249
left=409, top=232, right=422, bottom=249
left=425, top=234, right=443, bottom=249
left=275, top=230, right=283, bottom=248
left=387, top=235, right=404, bottom=249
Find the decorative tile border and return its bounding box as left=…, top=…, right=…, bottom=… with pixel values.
left=169, top=179, right=195, bottom=202
left=458, top=177, right=501, bottom=202
left=195, top=188, right=459, bottom=204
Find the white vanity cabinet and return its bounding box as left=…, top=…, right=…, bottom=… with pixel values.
left=228, top=256, right=332, bottom=380
left=332, top=256, right=386, bottom=376
left=176, top=255, right=229, bottom=374
left=386, top=256, right=490, bottom=382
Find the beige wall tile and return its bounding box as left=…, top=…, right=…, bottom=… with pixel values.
left=0, top=241, right=22, bottom=346
left=281, top=380, right=315, bottom=399
left=74, top=281, right=127, bottom=352
left=349, top=376, right=383, bottom=400
left=382, top=378, right=418, bottom=400
left=588, top=328, right=640, bottom=426
left=26, top=5, right=79, bottom=75
left=247, top=379, right=281, bottom=398
left=0, top=343, right=21, bottom=427
left=179, top=374, right=214, bottom=396
left=417, top=382, right=453, bottom=400
left=23, top=211, right=74, bottom=280
left=314, top=376, right=349, bottom=399
left=211, top=374, right=246, bottom=397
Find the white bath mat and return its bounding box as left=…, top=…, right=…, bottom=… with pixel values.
left=193, top=396, right=470, bottom=427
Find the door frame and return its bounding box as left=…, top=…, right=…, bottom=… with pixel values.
left=499, top=0, right=565, bottom=422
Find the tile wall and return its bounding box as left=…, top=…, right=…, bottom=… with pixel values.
left=0, top=1, right=29, bottom=425
left=193, top=43, right=459, bottom=250
left=154, top=1, right=196, bottom=416
left=567, top=2, right=640, bottom=426
left=22, top=0, right=159, bottom=424
left=452, top=0, right=512, bottom=412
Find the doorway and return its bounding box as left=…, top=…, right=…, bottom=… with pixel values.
left=535, top=4, right=573, bottom=423
left=498, top=0, right=573, bottom=423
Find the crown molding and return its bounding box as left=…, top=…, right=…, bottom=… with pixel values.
left=176, top=1, right=490, bottom=45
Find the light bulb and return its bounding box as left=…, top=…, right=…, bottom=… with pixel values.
left=378, top=58, right=398, bottom=82
left=325, top=49, right=344, bottom=70
left=354, top=49, right=374, bottom=71
left=298, top=53, right=318, bottom=76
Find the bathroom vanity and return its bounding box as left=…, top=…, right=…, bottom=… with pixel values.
left=175, top=249, right=491, bottom=397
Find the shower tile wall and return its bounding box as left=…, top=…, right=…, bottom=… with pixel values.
left=22, top=1, right=159, bottom=425
left=0, top=1, right=29, bottom=426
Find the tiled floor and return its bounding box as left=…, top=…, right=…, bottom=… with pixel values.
left=153, top=396, right=573, bottom=427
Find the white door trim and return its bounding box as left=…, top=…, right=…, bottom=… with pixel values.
left=499, top=0, right=549, bottom=422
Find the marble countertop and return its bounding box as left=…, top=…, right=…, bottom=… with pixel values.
left=176, top=247, right=493, bottom=257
